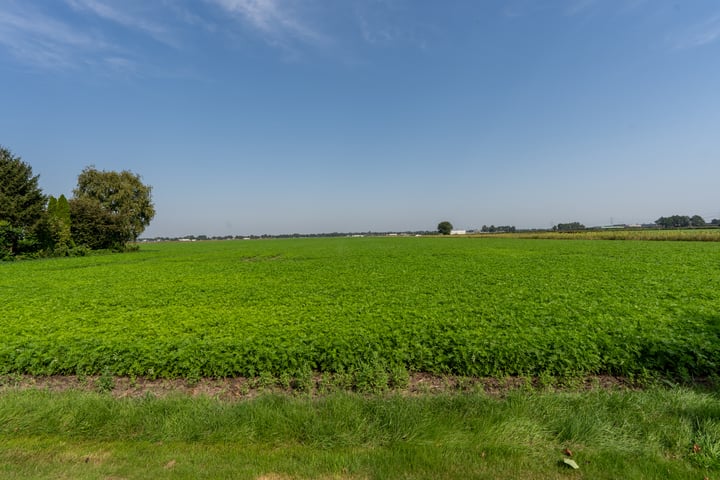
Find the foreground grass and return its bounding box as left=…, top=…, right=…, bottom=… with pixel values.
left=1, top=387, right=719, bottom=479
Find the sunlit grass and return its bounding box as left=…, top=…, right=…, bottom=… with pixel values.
left=1, top=387, right=718, bottom=479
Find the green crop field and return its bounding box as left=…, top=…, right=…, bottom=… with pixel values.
left=1, top=237, right=719, bottom=381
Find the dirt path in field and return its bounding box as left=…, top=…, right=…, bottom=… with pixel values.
left=0, top=373, right=642, bottom=399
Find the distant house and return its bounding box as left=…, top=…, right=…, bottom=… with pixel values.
left=450, top=230, right=466, bottom=235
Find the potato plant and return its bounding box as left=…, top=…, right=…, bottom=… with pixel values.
left=1, top=237, right=718, bottom=379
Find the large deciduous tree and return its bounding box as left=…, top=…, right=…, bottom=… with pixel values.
left=690, top=215, right=706, bottom=227
left=655, top=215, right=691, bottom=228
left=437, top=221, right=453, bottom=235
left=69, top=196, right=126, bottom=250
left=0, top=146, right=46, bottom=256
left=71, top=167, right=155, bottom=249
left=39, top=194, right=74, bottom=255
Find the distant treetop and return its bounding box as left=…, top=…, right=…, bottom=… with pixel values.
left=437, top=221, right=453, bottom=235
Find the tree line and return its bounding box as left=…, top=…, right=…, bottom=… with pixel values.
left=438, top=216, right=720, bottom=236
left=1, top=146, right=155, bottom=260
left=481, top=225, right=516, bottom=233
left=553, top=222, right=586, bottom=231
left=655, top=215, right=715, bottom=228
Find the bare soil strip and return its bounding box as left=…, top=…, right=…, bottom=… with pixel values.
left=0, top=373, right=645, bottom=399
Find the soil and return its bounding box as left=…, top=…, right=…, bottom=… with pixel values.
left=0, top=373, right=644, bottom=401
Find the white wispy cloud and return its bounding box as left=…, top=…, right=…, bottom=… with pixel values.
left=675, top=13, right=720, bottom=49
left=352, top=0, right=433, bottom=50
left=207, top=0, right=328, bottom=47
left=0, top=4, right=110, bottom=69
left=0, top=2, right=190, bottom=74
left=617, top=0, right=651, bottom=15
left=357, top=14, right=396, bottom=45
left=564, top=0, right=597, bottom=17
left=503, top=0, right=597, bottom=18
left=165, top=2, right=218, bottom=33
left=64, top=0, right=179, bottom=47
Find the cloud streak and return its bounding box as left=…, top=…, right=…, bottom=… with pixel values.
left=207, top=0, right=328, bottom=48
left=64, top=0, right=179, bottom=47
left=351, top=0, right=436, bottom=52
left=564, top=0, right=597, bottom=17
left=503, top=0, right=598, bottom=18
left=675, top=13, right=720, bottom=49
left=0, top=0, right=333, bottom=73
left=0, top=4, right=109, bottom=69
left=0, top=1, right=186, bottom=74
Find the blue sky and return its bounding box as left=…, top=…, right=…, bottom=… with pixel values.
left=1, top=0, right=719, bottom=236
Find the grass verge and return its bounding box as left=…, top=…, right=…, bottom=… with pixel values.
left=1, top=387, right=719, bottom=479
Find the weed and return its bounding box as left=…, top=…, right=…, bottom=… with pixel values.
left=278, top=372, right=291, bottom=390
left=96, top=367, right=115, bottom=393
left=291, top=365, right=314, bottom=393
left=330, top=369, right=355, bottom=391
left=455, top=376, right=473, bottom=391
left=186, top=369, right=201, bottom=388
left=238, top=382, right=250, bottom=396
left=538, top=371, right=555, bottom=390
left=317, top=373, right=335, bottom=394
left=0, top=372, right=23, bottom=387
left=388, top=365, right=410, bottom=389
left=257, top=371, right=276, bottom=389
left=355, top=363, right=389, bottom=394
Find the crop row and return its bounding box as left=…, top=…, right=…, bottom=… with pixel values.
left=1, top=237, right=719, bottom=379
